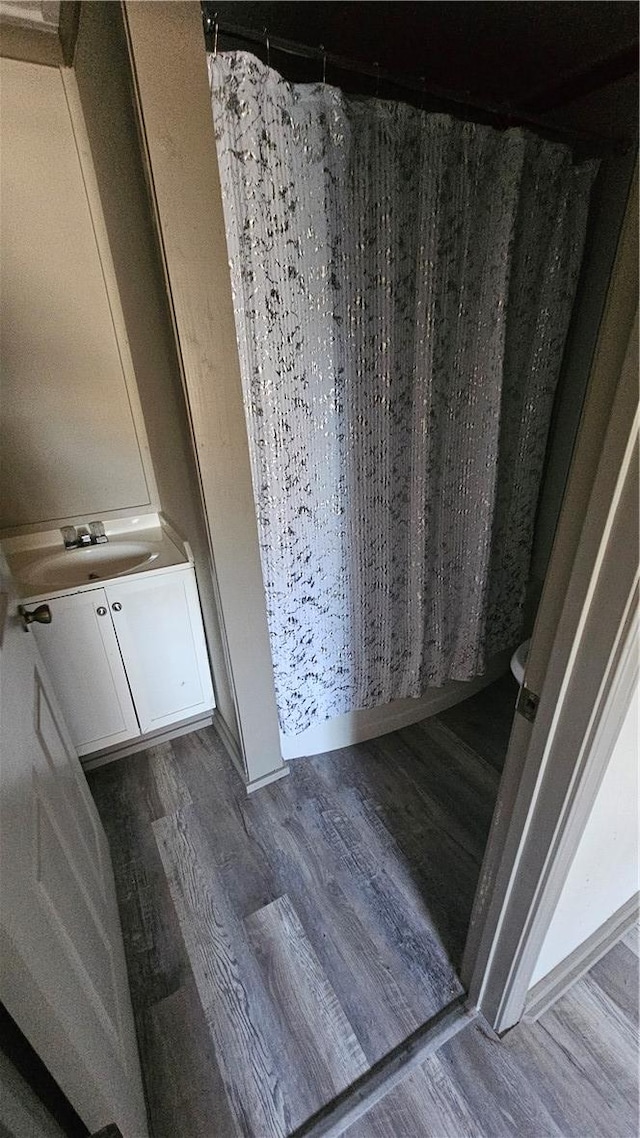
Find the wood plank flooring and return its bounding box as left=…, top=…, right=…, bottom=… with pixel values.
left=88, top=676, right=638, bottom=1137
left=353, top=946, right=639, bottom=1138
left=437, top=673, right=518, bottom=773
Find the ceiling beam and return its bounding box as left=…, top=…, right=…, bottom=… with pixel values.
left=521, top=44, right=638, bottom=113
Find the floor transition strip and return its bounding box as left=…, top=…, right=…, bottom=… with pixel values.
left=290, top=998, right=478, bottom=1138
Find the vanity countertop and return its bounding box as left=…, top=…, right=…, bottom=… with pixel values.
left=3, top=514, right=191, bottom=603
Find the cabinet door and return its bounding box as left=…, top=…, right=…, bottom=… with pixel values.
left=31, top=589, right=139, bottom=755
left=106, top=569, right=214, bottom=734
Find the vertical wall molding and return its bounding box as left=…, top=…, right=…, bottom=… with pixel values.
left=122, top=1, right=286, bottom=786
left=465, top=298, right=638, bottom=1032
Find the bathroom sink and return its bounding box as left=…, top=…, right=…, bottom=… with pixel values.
left=19, top=541, right=158, bottom=592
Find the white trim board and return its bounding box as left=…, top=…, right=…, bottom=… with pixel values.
left=81, top=709, right=288, bottom=797
left=462, top=169, right=638, bottom=1032
left=213, top=712, right=289, bottom=792
left=524, top=892, right=639, bottom=1022
left=81, top=712, right=213, bottom=771
left=245, top=765, right=290, bottom=795
left=123, top=2, right=285, bottom=787
left=464, top=299, right=639, bottom=1033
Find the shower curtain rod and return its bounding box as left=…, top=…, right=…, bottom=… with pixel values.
left=202, top=10, right=626, bottom=154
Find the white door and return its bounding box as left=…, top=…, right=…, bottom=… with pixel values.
left=31, top=587, right=139, bottom=755
left=0, top=558, right=148, bottom=1136
left=107, top=568, right=214, bottom=734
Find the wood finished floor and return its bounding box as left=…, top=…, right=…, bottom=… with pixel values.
left=88, top=677, right=639, bottom=1137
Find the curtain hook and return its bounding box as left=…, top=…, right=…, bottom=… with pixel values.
left=213, top=10, right=219, bottom=60
left=264, top=26, right=270, bottom=68
left=319, top=44, right=327, bottom=85
left=374, top=61, right=380, bottom=97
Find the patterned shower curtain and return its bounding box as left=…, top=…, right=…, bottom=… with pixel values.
left=209, top=52, right=597, bottom=737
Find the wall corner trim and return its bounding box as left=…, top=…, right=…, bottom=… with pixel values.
left=523, top=892, right=639, bottom=1022
left=122, top=0, right=284, bottom=785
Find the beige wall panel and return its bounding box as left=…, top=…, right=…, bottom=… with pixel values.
left=72, top=2, right=238, bottom=746
left=0, top=57, right=151, bottom=529
left=124, top=1, right=285, bottom=784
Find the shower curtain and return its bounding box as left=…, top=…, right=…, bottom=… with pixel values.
left=209, top=51, right=598, bottom=737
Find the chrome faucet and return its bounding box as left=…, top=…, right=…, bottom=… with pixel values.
left=61, top=521, right=108, bottom=549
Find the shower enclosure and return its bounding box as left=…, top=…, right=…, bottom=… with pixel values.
left=209, top=50, right=596, bottom=753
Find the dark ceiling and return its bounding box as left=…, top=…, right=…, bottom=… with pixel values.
left=204, top=2, right=638, bottom=147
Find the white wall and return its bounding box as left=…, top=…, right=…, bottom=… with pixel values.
left=531, top=680, right=639, bottom=986
left=0, top=57, right=155, bottom=531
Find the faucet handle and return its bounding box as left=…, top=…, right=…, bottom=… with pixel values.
left=61, top=526, right=77, bottom=548
left=89, top=520, right=108, bottom=544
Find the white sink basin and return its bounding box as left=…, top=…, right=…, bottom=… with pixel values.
left=20, top=542, right=158, bottom=592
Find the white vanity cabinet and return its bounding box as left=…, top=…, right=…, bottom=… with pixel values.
left=32, top=566, right=214, bottom=756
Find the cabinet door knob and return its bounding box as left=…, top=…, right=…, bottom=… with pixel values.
left=96, top=606, right=107, bottom=616
left=18, top=603, right=52, bottom=631
left=111, top=602, right=122, bottom=612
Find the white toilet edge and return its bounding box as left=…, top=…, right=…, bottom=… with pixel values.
left=510, top=638, right=531, bottom=685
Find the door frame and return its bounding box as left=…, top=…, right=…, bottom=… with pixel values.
left=462, top=171, right=638, bottom=1032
